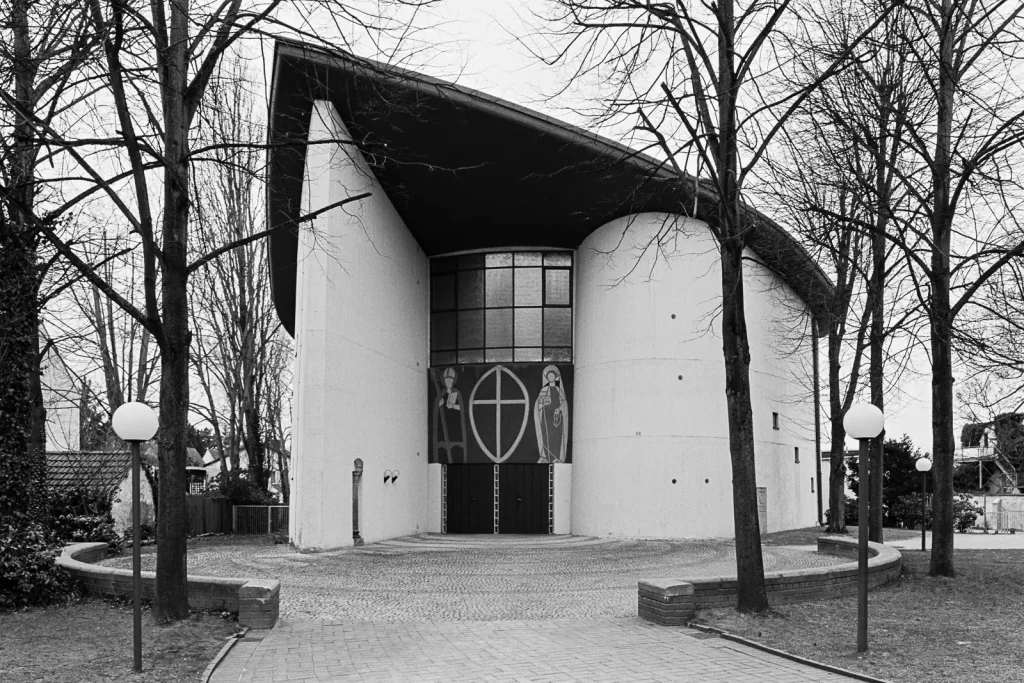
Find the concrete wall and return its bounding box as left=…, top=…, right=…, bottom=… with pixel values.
left=639, top=536, right=902, bottom=625
left=291, top=100, right=429, bottom=549
left=553, top=463, right=572, bottom=534
left=427, top=463, right=443, bottom=532
left=58, top=543, right=280, bottom=628
left=572, top=213, right=818, bottom=538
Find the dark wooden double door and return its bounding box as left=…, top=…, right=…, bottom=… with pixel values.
left=446, top=464, right=548, bottom=534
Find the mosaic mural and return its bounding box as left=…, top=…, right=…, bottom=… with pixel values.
left=429, top=363, right=573, bottom=465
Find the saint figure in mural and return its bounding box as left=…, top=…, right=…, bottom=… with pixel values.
left=534, top=365, right=569, bottom=463
left=432, top=367, right=466, bottom=463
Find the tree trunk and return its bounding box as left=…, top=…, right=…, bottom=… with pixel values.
left=826, top=314, right=847, bottom=531
left=153, top=1, right=191, bottom=621
left=868, top=109, right=889, bottom=544
left=716, top=0, right=768, bottom=612
left=929, top=0, right=956, bottom=578
left=0, top=0, right=46, bottom=524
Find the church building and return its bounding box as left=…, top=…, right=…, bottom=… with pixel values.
left=267, top=40, right=833, bottom=549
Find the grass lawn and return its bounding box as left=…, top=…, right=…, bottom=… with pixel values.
left=0, top=598, right=240, bottom=683
left=696, top=548, right=1024, bottom=683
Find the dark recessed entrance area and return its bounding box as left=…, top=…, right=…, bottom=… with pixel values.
left=445, top=464, right=550, bottom=534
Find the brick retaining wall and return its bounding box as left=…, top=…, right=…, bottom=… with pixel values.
left=639, top=536, right=902, bottom=626
left=57, top=543, right=280, bottom=629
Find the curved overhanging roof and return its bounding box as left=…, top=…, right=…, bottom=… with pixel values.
left=267, top=39, right=833, bottom=337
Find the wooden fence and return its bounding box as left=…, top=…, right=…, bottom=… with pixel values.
left=186, top=495, right=233, bottom=535
left=233, top=505, right=289, bottom=535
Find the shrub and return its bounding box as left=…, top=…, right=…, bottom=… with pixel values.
left=48, top=487, right=111, bottom=518
left=0, top=523, right=77, bottom=610
left=50, top=514, right=119, bottom=547
left=882, top=492, right=983, bottom=533
left=889, top=494, right=930, bottom=530
left=209, top=473, right=277, bottom=506
left=954, top=494, right=984, bottom=532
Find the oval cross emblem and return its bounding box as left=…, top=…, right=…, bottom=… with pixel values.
left=468, top=365, right=530, bottom=463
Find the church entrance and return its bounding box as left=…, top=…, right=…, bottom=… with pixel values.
left=445, top=464, right=550, bottom=534
left=445, top=465, right=494, bottom=533
left=498, top=464, right=549, bottom=534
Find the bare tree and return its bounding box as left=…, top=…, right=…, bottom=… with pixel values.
left=189, top=52, right=291, bottom=495
left=0, top=0, right=96, bottom=524
left=764, top=0, right=925, bottom=537
left=5, top=0, right=434, bottom=621
left=879, top=0, right=1024, bottom=577
left=534, top=0, right=898, bottom=611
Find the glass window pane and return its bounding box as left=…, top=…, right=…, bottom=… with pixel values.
left=485, top=268, right=513, bottom=307
left=458, top=310, right=484, bottom=349
left=515, top=347, right=543, bottom=362
left=431, top=273, right=456, bottom=312
left=486, top=348, right=513, bottom=363
left=458, top=270, right=484, bottom=309
left=515, top=267, right=543, bottom=306
left=544, top=252, right=572, bottom=267
left=515, top=308, right=542, bottom=346
left=545, top=269, right=571, bottom=305
left=432, top=256, right=457, bottom=273
left=431, top=312, right=457, bottom=350
left=458, top=349, right=484, bottom=364
left=458, top=253, right=484, bottom=270
left=543, top=347, right=572, bottom=362
left=544, top=308, right=572, bottom=347
left=485, top=308, right=513, bottom=347
left=431, top=351, right=457, bottom=366
left=514, top=252, right=543, bottom=266
left=486, top=253, right=513, bottom=267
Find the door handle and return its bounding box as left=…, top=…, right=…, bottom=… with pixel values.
left=516, top=497, right=523, bottom=503
left=470, top=496, right=476, bottom=502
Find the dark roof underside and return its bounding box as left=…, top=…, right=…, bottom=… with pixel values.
left=268, top=41, right=833, bottom=337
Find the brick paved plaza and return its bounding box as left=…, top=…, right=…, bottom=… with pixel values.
left=104, top=534, right=844, bottom=621
left=109, top=535, right=863, bottom=681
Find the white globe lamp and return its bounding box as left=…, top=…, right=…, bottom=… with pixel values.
left=843, top=402, right=884, bottom=654
left=112, top=402, right=159, bottom=443
left=110, top=401, right=157, bottom=672
left=843, top=403, right=885, bottom=440
left=916, top=457, right=932, bottom=552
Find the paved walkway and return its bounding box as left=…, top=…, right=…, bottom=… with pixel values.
left=188, top=535, right=863, bottom=681
left=210, top=618, right=851, bottom=683
left=885, top=530, right=1024, bottom=551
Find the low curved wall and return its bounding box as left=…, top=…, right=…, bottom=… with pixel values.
left=639, top=536, right=902, bottom=625
left=57, top=543, right=279, bottom=629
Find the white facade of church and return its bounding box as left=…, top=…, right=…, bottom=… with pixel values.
left=287, top=99, right=820, bottom=549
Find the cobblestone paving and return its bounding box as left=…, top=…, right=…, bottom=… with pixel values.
left=103, top=534, right=844, bottom=621
left=209, top=618, right=853, bottom=682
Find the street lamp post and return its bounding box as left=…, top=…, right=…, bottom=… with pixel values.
left=111, top=402, right=159, bottom=673
left=916, top=458, right=932, bottom=552
left=843, top=403, right=885, bottom=654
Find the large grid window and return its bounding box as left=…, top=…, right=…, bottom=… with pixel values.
left=430, top=251, right=572, bottom=366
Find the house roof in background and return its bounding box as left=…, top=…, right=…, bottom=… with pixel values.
left=47, top=450, right=130, bottom=497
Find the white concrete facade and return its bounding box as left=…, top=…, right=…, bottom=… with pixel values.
left=571, top=214, right=818, bottom=538
left=290, top=108, right=819, bottom=545
left=290, top=100, right=429, bottom=549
